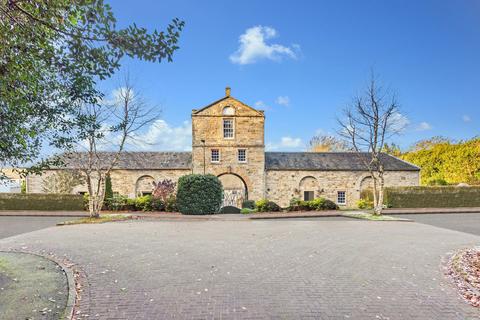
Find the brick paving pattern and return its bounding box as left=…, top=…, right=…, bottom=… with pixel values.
left=0, top=219, right=479, bottom=319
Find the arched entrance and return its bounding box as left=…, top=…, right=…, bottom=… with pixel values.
left=135, top=175, right=155, bottom=197
left=299, top=176, right=318, bottom=201
left=359, top=176, right=374, bottom=200
left=217, top=173, right=248, bottom=209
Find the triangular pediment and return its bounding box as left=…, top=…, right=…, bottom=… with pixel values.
left=192, top=96, right=264, bottom=117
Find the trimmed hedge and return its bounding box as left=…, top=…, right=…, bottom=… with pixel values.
left=288, top=197, right=339, bottom=211
left=0, top=193, right=84, bottom=211
left=176, top=174, right=223, bottom=215
left=384, top=186, right=480, bottom=208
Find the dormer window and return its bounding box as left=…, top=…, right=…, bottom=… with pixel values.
left=223, top=118, right=234, bottom=139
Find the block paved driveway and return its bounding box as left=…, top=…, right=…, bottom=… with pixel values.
left=1, top=218, right=479, bottom=319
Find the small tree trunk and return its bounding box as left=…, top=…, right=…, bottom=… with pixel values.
left=376, top=173, right=385, bottom=215
left=86, top=172, right=106, bottom=218
left=89, top=196, right=100, bottom=218
left=372, top=174, right=381, bottom=215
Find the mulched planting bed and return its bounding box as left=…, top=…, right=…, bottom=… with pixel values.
left=446, top=247, right=480, bottom=307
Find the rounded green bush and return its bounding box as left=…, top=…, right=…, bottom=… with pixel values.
left=255, top=199, right=281, bottom=212
left=357, top=198, right=373, bottom=209
left=176, top=174, right=223, bottom=215
left=321, top=199, right=339, bottom=210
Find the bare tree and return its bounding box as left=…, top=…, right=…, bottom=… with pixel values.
left=74, top=77, right=158, bottom=218
left=308, top=134, right=352, bottom=152
left=338, top=74, right=404, bottom=215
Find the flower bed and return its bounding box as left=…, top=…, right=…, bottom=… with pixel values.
left=446, top=247, right=480, bottom=307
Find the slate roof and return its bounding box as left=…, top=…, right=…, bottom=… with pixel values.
left=59, top=152, right=192, bottom=170
left=56, top=151, right=418, bottom=171
left=265, top=152, right=420, bottom=171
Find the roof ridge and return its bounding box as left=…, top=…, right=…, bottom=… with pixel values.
left=192, top=96, right=263, bottom=116
left=66, top=151, right=192, bottom=154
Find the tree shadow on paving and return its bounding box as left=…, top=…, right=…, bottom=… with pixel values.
left=0, top=252, right=68, bottom=320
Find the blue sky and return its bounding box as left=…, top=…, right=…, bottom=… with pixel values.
left=104, top=0, right=480, bottom=151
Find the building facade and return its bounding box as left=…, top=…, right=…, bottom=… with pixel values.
left=26, top=88, right=420, bottom=208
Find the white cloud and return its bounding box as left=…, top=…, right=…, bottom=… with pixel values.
left=275, top=96, right=290, bottom=107
left=229, top=26, right=299, bottom=65
left=255, top=100, right=270, bottom=110
left=416, top=121, right=432, bottom=131
left=129, top=120, right=192, bottom=151
left=389, top=112, right=410, bottom=133
left=463, top=115, right=472, bottom=123
left=266, top=136, right=303, bottom=151
left=77, top=120, right=192, bottom=152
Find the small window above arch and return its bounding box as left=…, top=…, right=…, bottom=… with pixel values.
left=222, top=106, right=235, bottom=116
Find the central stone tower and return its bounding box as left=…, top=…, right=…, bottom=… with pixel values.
left=191, top=87, right=265, bottom=202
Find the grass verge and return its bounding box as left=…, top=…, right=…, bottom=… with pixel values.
left=57, top=214, right=135, bottom=226
left=341, top=212, right=411, bottom=221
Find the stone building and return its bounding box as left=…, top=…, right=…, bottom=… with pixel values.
left=26, top=88, right=420, bottom=208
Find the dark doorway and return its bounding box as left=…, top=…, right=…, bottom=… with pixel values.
left=304, top=191, right=314, bottom=201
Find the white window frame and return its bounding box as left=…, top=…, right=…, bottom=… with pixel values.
left=223, top=118, right=234, bottom=139
left=337, top=191, right=346, bottom=205
left=211, top=149, right=220, bottom=163
left=238, top=149, right=247, bottom=163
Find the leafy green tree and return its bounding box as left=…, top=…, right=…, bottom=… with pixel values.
left=402, top=137, right=480, bottom=185
left=0, top=0, right=184, bottom=176
left=383, top=143, right=402, bottom=157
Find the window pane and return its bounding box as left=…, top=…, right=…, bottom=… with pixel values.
left=337, top=191, right=346, bottom=205
left=223, top=119, right=234, bottom=138
left=211, top=149, right=220, bottom=162
left=238, top=149, right=247, bottom=162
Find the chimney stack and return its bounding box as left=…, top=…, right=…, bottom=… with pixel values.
left=225, top=86, right=231, bottom=97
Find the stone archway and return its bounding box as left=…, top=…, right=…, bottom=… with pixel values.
left=217, top=173, right=248, bottom=209
left=299, top=176, right=318, bottom=201
left=359, top=176, right=374, bottom=200
left=135, top=175, right=155, bottom=197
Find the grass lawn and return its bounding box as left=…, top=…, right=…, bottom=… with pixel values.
left=342, top=212, right=412, bottom=221
left=0, top=252, right=69, bottom=319
left=57, top=214, right=135, bottom=225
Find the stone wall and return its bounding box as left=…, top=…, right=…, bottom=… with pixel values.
left=27, top=169, right=191, bottom=198
left=191, top=95, right=266, bottom=201
left=265, top=170, right=420, bottom=208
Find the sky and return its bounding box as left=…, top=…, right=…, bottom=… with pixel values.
left=102, top=0, right=480, bottom=152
